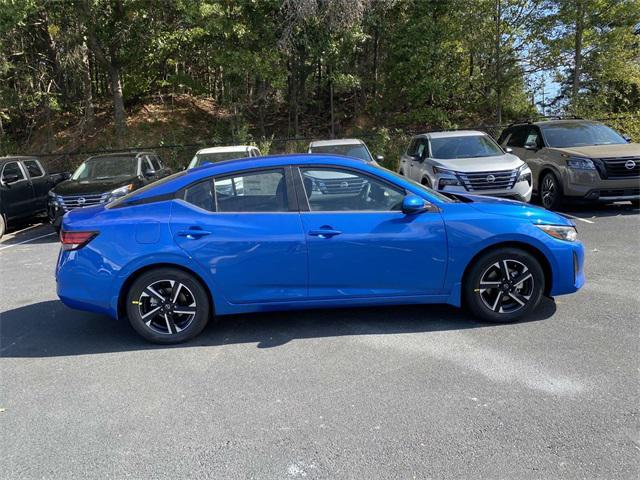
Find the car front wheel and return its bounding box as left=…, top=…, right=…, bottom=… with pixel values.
left=126, top=267, right=211, bottom=344
left=464, top=248, right=545, bottom=323
left=540, top=171, right=563, bottom=210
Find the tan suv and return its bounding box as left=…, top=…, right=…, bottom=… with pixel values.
left=498, top=120, right=639, bottom=209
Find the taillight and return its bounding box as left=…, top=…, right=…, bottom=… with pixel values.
left=60, top=230, right=99, bottom=251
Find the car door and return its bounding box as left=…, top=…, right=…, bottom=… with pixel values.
left=296, top=166, right=447, bottom=298
left=1, top=161, right=36, bottom=219
left=171, top=167, right=308, bottom=304
left=22, top=159, right=50, bottom=212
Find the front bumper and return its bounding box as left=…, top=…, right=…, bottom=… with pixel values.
left=437, top=177, right=533, bottom=202
left=563, top=169, right=640, bottom=201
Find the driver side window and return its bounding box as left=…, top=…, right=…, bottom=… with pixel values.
left=300, top=168, right=404, bottom=212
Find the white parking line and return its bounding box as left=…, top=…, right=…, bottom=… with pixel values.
left=0, top=232, right=57, bottom=251
left=561, top=213, right=595, bottom=224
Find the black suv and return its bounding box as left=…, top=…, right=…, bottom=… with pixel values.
left=48, top=151, right=171, bottom=230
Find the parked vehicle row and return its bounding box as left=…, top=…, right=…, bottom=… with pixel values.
left=1, top=118, right=637, bottom=240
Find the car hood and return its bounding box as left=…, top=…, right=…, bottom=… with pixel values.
left=432, top=153, right=523, bottom=172
left=548, top=142, right=640, bottom=158
left=461, top=194, right=573, bottom=226
left=52, top=176, right=139, bottom=195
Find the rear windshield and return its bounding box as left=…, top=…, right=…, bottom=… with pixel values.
left=430, top=135, right=503, bottom=159
left=310, top=144, right=373, bottom=162
left=189, top=152, right=248, bottom=168
left=72, top=156, right=138, bottom=180
left=541, top=123, right=627, bottom=148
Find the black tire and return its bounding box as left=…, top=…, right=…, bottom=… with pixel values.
left=539, top=171, right=563, bottom=210
left=421, top=177, right=432, bottom=188
left=630, top=199, right=640, bottom=209
left=126, top=267, right=211, bottom=344
left=0, top=214, right=5, bottom=240
left=464, top=248, right=545, bottom=323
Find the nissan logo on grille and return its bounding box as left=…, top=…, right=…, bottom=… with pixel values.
left=486, top=174, right=496, bottom=183
left=625, top=160, right=636, bottom=170
left=77, top=197, right=86, bottom=205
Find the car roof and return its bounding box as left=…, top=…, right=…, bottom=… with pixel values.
left=507, top=119, right=602, bottom=129
left=86, top=151, right=155, bottom=160
left=0, top=155, right=39, bottom=163
left=415, top=130, right=487, bottom=140
left=309, top=138, right=365, bottom=147
left=195, top=145, right=255, bottom=155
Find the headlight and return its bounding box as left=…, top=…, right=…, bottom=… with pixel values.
left=517, top=164, right=532, bottom=184
left=433, top=166, right=456, bottom=176
left=48, top=191, right=59, bottom=205
left=535, top=224, right=578, bottom=242
left=566, top=156, right=595, bottom=170
left=109, top=184, right=133, bottom=199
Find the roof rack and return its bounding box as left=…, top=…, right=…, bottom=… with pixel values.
left=507, top=115, right=583, bottom=127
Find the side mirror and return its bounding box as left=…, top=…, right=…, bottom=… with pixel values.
left=375, top=154, right=384, bottom=163
left=401, top=195, right=429, bottom=215
left=143, top=168, right=156, bottom=178
left=61, top=171, right=72, bottom=180
left=623, top=134, right=632, bottom=143
left=505, top=147, right=513, bottom=153
left=524, top=142, right=537, bottom=151
left=2, top=173, right=20, bottom=184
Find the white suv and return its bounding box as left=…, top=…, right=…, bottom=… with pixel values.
left=308, top=138, right=382, bottom=164
left=188, top=145, right=261, bottom=169
left=399, top=130, right=532, bottom=202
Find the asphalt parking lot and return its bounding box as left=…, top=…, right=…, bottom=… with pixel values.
left=1, top=204, right=639, bottom=479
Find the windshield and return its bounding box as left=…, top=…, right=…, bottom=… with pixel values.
left=385, top=169, right=454, bottom=203
left=430, top=135, right=503, bottom=159
left=542, top=123, right=627, bottom=148
left=310, top=144, right=373, bottom=162
left=72, top=156, right=138, bottom=180
left=189, top=151, right=248, bottom=168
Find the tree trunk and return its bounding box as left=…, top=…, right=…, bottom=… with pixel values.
left=494, top=0, right=503, bottom=124
left=108, top=62, right=126, bottom=139
left=329, top=64, right=335, bottom=138
left=81, top=40, right=94, bottom=123
left=572, top=0, right=585, bottom=107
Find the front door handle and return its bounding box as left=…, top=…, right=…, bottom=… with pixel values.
left=308, top=228, right=342, bottom=238
left=177, top=228, right=212, bottom=239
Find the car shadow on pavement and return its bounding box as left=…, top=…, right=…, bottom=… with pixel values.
left=0, top=298, right=556, bottom=358
left=562, top=202, right=639, bottom=218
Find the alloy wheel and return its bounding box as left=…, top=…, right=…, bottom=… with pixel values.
left=478, top=259, right=535, bottom=314
left=541, top=175, right=556, bottom=209
left=137, top=279, right=197, bottom=335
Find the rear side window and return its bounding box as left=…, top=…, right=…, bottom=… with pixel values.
left=183, top=180, right=214, bottom=212
left=214, top=169, right=288, bottom=212
left=23, top=160, right=45, bottom=178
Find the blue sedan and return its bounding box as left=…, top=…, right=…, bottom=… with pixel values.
left=56, top=154, right=585, bottom=343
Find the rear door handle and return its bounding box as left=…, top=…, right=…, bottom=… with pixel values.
left=177, top=228, right=212, bottom=239
left=308, top=228, right=342, bottom=238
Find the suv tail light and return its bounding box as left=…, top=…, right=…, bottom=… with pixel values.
left=60, top=231, right=99, bottom=251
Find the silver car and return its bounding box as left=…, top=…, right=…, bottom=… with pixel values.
left=398, top=130, right=533, bottom=202
left=308, top=138, right=382, bottom=164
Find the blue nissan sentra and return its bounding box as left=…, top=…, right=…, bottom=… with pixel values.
left=56, top=154, right=585, bottom=343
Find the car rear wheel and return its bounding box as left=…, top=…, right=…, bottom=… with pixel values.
left=126, top=268, right=211, bottom=344
left=540, top=171, right=563, bottom=210
left=464, top=248, right=545, bottom=323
